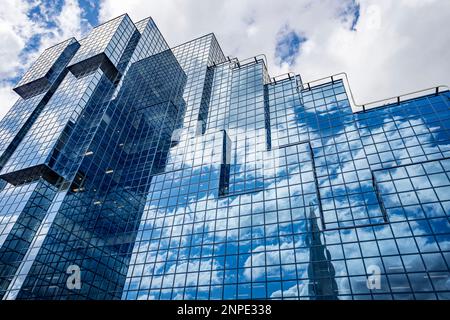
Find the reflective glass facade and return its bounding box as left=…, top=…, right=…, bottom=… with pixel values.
left=0, top=15, right=449, bottom=300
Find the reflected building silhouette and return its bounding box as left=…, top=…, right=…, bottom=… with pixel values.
left=306, top=205, right=339, bottom=300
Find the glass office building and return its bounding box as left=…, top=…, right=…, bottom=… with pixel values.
left=0, top=14, right=449, bottom=300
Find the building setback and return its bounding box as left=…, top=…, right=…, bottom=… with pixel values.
left=0, top=14, right=449, bottom=300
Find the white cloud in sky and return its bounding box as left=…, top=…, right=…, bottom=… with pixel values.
left=0, top=0, right=449, bottom=121
left=0, top=1, right=34, bottom=78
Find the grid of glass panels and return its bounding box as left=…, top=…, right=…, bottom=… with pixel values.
left=123, top=72, right=450, bottom=299
left=122, top=138, right=324, bottom=299
left=0, top=93, right=47, bottom=158
left=68, top=14, right=135, bottom=68
left=0, top=15, right=141, bottom=177
left=15, top=38, right=78, bottom=89
left=0, top=15, right=180, bottom=300
left=171, top=34, right=225, bottom=135
left=5, top=46, right=187, bottom=299
left=0, top=180, right=56, bottom=299
left=0, top=39, right=80, bottom=172
left=0, top=70, right=103, bottom=175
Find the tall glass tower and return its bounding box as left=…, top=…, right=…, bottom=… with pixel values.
left=0, top=14, right=449, bottom=300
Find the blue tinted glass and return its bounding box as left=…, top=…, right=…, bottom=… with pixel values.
left=0, top=15, right=449, bottom=301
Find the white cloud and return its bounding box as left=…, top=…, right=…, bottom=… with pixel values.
left=0, top=0, right=36, bottom=120
left=99, top=0, right=450, bottom=104
left=0, top=86, right=19, bottom=119
left=0, top=0, right=35, bottom=79
left=270, top=283, right=309, bottom=299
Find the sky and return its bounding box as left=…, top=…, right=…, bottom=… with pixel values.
left=0, top=0, right=449, bottom=120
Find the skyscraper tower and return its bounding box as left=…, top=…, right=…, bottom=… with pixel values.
left=0, top=14, right=449, bottom=300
